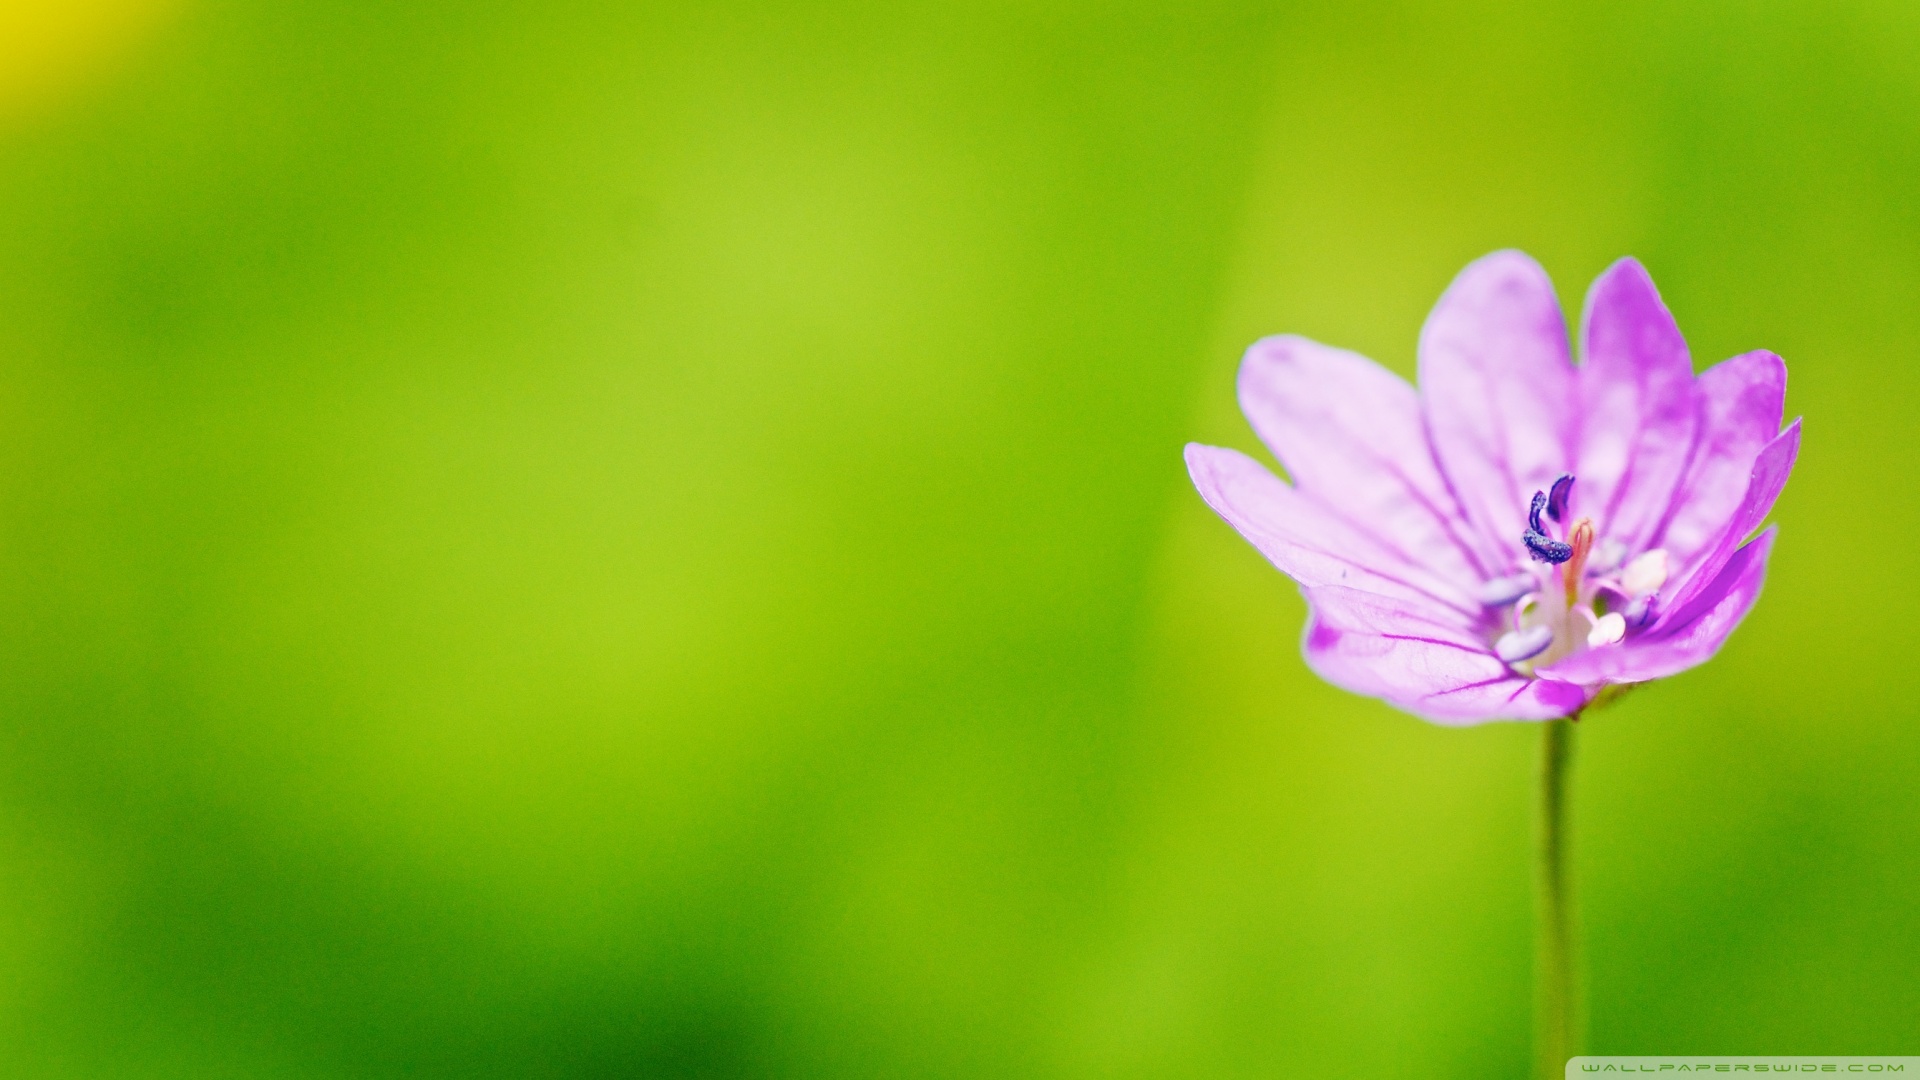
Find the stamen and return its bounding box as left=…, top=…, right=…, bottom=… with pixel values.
left=1545, top=474, right=1574, bottom=523
left=1524, top=490, right=1572, bottom=564
left=1587, top=611, right=1626, bottom=647
left=1621, top=549, right=1670, bottom=598
left=1587, top=538, right=1627, bottom=576
left=1476, top=574, right=1534, bottom=606
left=1495, top=625, right=1554, bottom=664
left=1622, top=595, right=1654, bottom=628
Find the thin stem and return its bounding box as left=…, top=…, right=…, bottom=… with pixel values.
left=1535, top=715, right=1579, bottom=1079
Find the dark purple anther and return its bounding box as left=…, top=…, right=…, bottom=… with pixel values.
left=1524, top=489, right=1573, bottom=564
left=1545, top=474, right=1574, bottom=523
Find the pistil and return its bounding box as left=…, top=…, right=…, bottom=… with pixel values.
left=1523, top=474, right=1578, bottom=566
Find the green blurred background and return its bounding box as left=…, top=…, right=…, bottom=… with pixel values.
left=0, top=0, right=1914, bottom=1075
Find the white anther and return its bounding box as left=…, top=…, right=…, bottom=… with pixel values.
left=1621, top=549, right=1670, bottom=597
left=1587, top=612, right=1627, bottom=647
left=1476, top=574, right=1535, bottom=606
left=1495, top=625, right=1555, bottom=664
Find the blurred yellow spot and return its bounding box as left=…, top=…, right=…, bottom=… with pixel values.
left=0, top=0, right=175, bottom=125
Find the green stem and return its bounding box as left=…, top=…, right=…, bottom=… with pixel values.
left=1535, top=715, right=1579, bottom=1079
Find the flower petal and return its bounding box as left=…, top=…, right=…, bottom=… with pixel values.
left=1653, top=350, right=1788, bottom=574
left=1541, top=528, right=1775, bottom=685
left=1409, top=676, right=1589, bottom=725
left=1652, top=420, right=1799, bottom=630
left=1419, top=250, right=1577, bottom=561
left=1301, top=585, right=1586, bottom=724
left=1237, top=335, right=1493, bottom=581
left=1185, top=443, right=1479, bottom=619
left=1574, top=258, right=1697, bottom=552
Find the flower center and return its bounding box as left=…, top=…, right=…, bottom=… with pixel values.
left=1477, top=474, right=1672, bottom=675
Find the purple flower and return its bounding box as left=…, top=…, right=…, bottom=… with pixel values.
left=1185, top=252, right=1800, bottom=724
